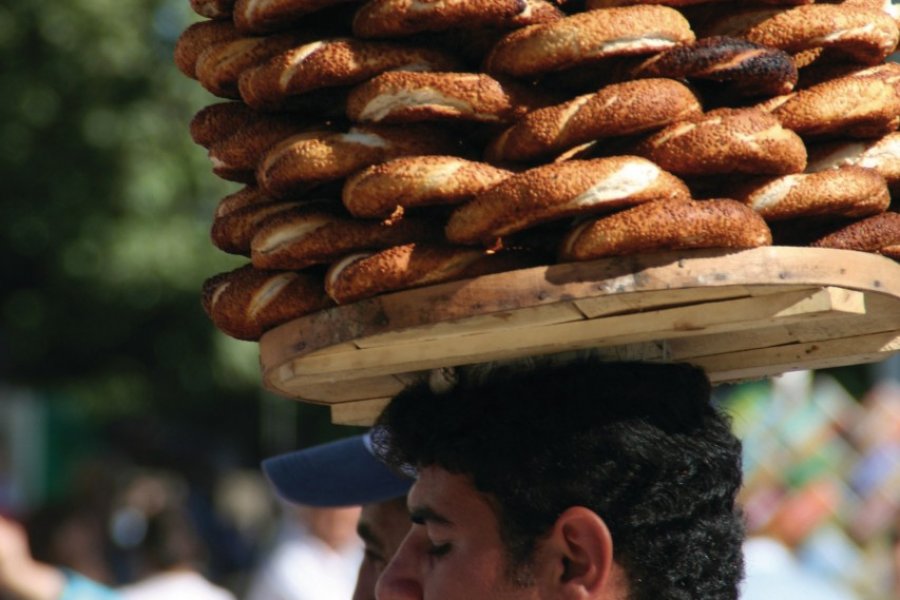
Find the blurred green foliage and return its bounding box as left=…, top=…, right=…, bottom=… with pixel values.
left=0, top=1, right=273, bottom=435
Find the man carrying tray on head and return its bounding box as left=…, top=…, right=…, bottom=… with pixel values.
left=370, top=359, right=746, bottom=600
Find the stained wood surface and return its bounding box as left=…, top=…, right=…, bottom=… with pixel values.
left=257, top=247, right=900, bottom=425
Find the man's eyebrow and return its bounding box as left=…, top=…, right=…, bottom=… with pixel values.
left=408, top=505, right=453, bottom=526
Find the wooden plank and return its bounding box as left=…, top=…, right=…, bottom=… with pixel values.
left=354, top=302, right=585, bottom=349
left=574, top=285, right=752, bottom=319
left=259, top=248, right=900, bottom=373
left=266, top=372, right=409, bottom=404
left=668, top=292, right=900, bottom=360
left=694, top=330, right=900, bottom=384
left=273, top=287, right=864, bottom=388
left=330, top=398, right=391, bottom=426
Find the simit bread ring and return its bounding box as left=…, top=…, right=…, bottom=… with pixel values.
left=343, top=156, right=512, bottom=219
left=250, top=208, right=443, bottom=269
left=482, top=5, right=695, bottom=78
left=324, top=243, right=544, bottom=304
left=748, top=5, right=899, bottom=66
left=232, top=0, right=357, bottom=34
left=634, top=107, right=807, bottom=176
left=238, top=38, right=462, bottom=111
left=345, top=71, right=558, bottom=124
left=194, top=32, right=311, bottom=99
left=757, top=71, right=900, bottom=139
left=212, top=199, right=303, bottom=255
left=201, top=264, right=334, bottom=340
left=725, top=165, right=890, bottom=221
left=558, top=198, right=772, bottom=262
left=190, top=0, right=234, bottom=18
left=484, top=78, right=702, bottom=164
left=207, top=114, right=322, bottom=183
left=352, top=0, right=562, bottom=38
left=257, top=123, right=465, bottom=198
left=810, top=211, right=900, bottom=254
left=174, top=20, right=242, bottom=79
left=190, top=102, right=256, bottom=149
left=806, top=132, right=900, bottom=192
left=445, top=156, right=691, bottom=245
left=626, top=36, right=798, bottom=98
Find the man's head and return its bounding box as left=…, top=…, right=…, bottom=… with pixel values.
left=262, top=432, right=413, bottom=600
left=373, top=360, right=745, bottom=600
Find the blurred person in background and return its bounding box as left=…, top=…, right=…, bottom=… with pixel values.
left=0, top=514, right=120, bottom=600
left=256, top=432, right=413, bottom=600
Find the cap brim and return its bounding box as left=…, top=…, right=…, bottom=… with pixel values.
left=262, top=434, right=413, bottom=507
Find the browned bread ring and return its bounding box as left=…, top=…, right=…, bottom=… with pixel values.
left=811, top=211, right=900, bottom=254
left=250, top=209, right=443, bottom=269
left=445, top=156, right=691, bottom=245
left=346, top=71, right=557, bottom=124
left=634, top=107, right=807, bottom=176
left=238, top=38, right=462, bottom=111
left=257, top=124, right=465, bottom=198
left=201, top=264, right=333, bottom=340
left=233, top=0, right=357, bottom=34
left=726, top=165, right=891, bottom=221
left=757, top=71, right=900, bottom=139
left=558, top=198, right=772, bottom=261
left=806, top=132, right=900, bottom=192
left=626, top=36, right=798, bottom=98
left=485, top=78, right=702, bottom=164
left=174, top=20, right=241, bottom=79
left=482, top=5, right=695, bottom=78
left=190, top=0, right=234, bottom=18
left=342, top=156, right=512, bottom=218
left=743, top=5, right=899, bottom=66
left=324, top=243, right=543, bottom=304
left=352, top=0, right=563, bottom=38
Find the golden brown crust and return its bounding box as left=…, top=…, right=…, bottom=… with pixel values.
left=190, top=0, right=235, bottom=18
left=806, top=132, right=900, bottom=191
left=727, top=165, right=891, bottom=221
left=352, top=0, right=562, bottom=38
left=811, top=211, right=900, bottom=252
left=214, top=185, right=274, bottom=219
left=256, top=124, right=465, bottom=198
left=635, top=107, right=807, bottom=176
left=237, top=38, right=462, bottom=111
left=324, top=243, right=543, bottom=304
left=189, top=102, right=257, bottom=149
left=251, top=209, right=444, bottom=269
left=346, top=71, right=557, bottom=124
left=207, top=115, right=319, bottom=183
left=201, top=264, right=333, bottom=340
left=627, top=36, right=798, bottom=98
left=194, top=32, right=308, bottom=98
left=483, top=5, right=695, bottom=78
left=744, top=5, right=899, bottom=66
left=589, top=0, right=811, bottom=6
left=174, top=20, right=241, bottom=79
left=342, top=156, right=512, bottom=218
left=759, top=72, right=900, bottom=139
left=212, top=200, right=303, bottom=255
left=558, top=198, right=772, bottom=261
left=485, top=78, right=702, bottom=164
left=445, top=156, right=691, bottom=245
left=232, top=0, right=356, bottom=33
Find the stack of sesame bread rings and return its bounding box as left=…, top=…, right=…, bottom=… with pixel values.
left=175, top=0, right=900, bottom=341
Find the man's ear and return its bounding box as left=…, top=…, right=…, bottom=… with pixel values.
left=539, top=506, right=614, bottom=599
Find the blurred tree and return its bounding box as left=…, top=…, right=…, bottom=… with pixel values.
left=0, top=0, right=280, bottom=443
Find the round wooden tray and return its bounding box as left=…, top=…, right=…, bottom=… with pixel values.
left=259, top=247, right=900, bottom=425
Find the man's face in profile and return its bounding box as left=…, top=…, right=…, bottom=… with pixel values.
left=353, top=497, right=411, bottom=600
left=376, top=467, right=541, bottom=600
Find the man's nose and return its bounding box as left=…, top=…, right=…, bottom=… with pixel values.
left=375, top=536, right=423, bottom=600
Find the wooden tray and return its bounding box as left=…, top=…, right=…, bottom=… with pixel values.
left=259, top=247, right=900, bottom=425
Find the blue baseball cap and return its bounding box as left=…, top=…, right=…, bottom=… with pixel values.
left=261, top=432, right=413, bottom=507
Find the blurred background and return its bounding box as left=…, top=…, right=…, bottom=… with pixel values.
left=1, top=0, right=900, bottom=598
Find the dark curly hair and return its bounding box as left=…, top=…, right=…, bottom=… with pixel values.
left=374, top=360, right=744, bottom=600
